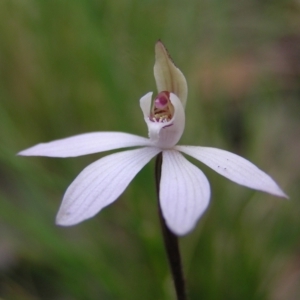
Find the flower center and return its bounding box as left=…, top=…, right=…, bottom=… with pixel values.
left=150, top=91, right=174, bottom=123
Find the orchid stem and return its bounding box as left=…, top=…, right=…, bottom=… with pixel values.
left=155, top=153, right=187, bottom=300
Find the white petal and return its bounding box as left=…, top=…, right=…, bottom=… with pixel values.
left=18, top=132, right=151, bottom=157
left=140, top=92, right=185, bottom=149
left=176, top=146, right=288, bottom=198
left=154, top=41, right=188, bottom=107
left=140, top=91, right=153, bottom=117
left=56, top=147, right=161, bottom=226
left=160, top=150, right=210, bottom=236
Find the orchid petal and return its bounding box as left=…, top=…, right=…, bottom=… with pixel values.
left=176, top=146, right=288, bottom=198
left=160, top=150, right=210, bottom=235
left=154, top=41, right=188, bottom=107
left=140, top=92, right=185, bottom=149
left=56, top=147, right=160, bottom=226
left=139, top=92, right=153, bottom=119
left=18, top=132, right=151, bottom=157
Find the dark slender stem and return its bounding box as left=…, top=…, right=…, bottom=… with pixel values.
left=155, top=153, right=187, bottom=300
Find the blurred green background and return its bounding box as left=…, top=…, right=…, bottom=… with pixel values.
left=0, top=0, right=299, bottom=299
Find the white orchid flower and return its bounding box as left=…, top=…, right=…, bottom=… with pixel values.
left=18, top=41, right=287, bottom=236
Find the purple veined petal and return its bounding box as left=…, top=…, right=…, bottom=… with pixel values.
left=56, top=147, right=161, bottom=226
left=18, top=132, right=152, bottom=157
left=159, top=150, right=210, bottom=236
left=154, top=41, right=188, bottom=107
left=140, top=92, right=185, bottom=149
left=176, top=146, right=288, bottom=198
